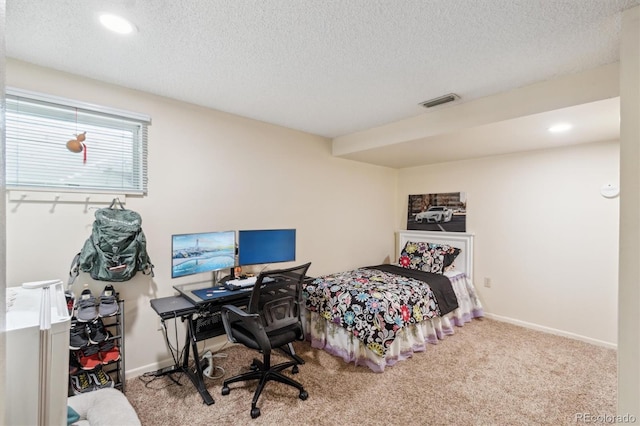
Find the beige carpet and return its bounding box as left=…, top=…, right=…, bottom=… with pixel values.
left=125, top=318, right=616, bottom=425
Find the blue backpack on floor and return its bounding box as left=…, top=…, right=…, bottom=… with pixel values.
left=69, top=199, right=154, bottom=283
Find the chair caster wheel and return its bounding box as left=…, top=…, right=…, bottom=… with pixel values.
left=292, top=365, right=299, bottom=374
left=251, top=407, right=261, bottom=419
left=221, top=386, right=230, bottom=396
left=299, top=390, right=308, bottom=400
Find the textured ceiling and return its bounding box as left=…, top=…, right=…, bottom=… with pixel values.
left=5, top=0, right=638, bottom=166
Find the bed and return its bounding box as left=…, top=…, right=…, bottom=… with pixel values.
left=303, top=231, right=483, bottom=372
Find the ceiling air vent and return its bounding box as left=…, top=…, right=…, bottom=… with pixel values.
left=420, top=93, right=459, bottom=109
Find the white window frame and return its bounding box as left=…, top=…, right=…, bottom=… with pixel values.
left=5, top=87, right=151, bottom=195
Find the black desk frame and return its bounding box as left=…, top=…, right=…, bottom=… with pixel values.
left=151, top=288, right=252, bottom=405
left=183, top=313, right=215, bottom=405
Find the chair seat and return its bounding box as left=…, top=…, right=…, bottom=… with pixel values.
left=231, top=322, right=302, bottom=351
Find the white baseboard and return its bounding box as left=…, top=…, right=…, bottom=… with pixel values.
left=484, top=313, right=617, bottom=350
left=126, top=363, right=167, bottom=379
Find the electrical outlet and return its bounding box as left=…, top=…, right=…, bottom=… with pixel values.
left=484, top=277, right=491, bottom=288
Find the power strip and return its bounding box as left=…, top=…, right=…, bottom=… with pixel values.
left=201, top=351, right=213, bottom=378
left=153, top=365, right=178, bottom=376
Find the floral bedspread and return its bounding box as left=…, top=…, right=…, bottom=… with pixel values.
left=303, top=268, right=440, bottom=356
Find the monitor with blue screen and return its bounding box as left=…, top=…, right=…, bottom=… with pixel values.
left=171, top=230, right=236, bottom=278
left=238, top=229, right=296, bottom=266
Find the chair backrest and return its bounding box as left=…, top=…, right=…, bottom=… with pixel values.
left=247, top=262, right=311, bottom=333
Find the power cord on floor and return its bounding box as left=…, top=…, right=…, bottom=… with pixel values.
left=201, top=350, right=226, bottom=380
left=138, top=369, right=186, bottom=389
left=140, top=327, right=235, bottom=388
left=138, top=316, right=187, bottom=389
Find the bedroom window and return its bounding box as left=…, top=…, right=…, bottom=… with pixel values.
left=5, top=88, right=151, bottom=195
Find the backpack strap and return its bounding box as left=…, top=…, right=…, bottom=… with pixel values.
left=142, top=260, right=155, bottom=277
left=68, top=252, right=81, bottom=288
left=108, top=197, right=125, bottom=210
left=135, top=229, right=154, bottom=277
left=137, top=248, right=154, bottom=277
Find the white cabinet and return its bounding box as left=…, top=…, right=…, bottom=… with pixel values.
left=6, top=282, right=71, bottom=426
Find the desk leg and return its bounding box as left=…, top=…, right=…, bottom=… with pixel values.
left=183, top=316, right=215, bottom=405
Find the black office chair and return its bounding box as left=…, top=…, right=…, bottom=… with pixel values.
left=220, top=262, right=311, bottom=419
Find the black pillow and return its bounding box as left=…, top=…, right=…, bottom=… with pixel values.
left=442, top=247, right=461, bottom=268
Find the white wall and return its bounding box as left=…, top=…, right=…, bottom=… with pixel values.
left=5, top=59, right=398, bottom=375
left=5, top=58, right=621, bottom=377
left=398, top=140, right=620, bottom=346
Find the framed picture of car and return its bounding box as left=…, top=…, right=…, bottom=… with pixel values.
left=407, top=192, right=466, bottom=232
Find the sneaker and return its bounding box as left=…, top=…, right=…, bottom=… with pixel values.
left=69, top=319, right=89, bottom=350
left=87, top=318, right=108, bottom=344
left=65, top=290, right=76, bottom=316
left=69, top=350, right=82, bottom=375
left=89, top=366, right=114, bottom=389
left=77, top=288, right=98, bottom=322
left=98, top=285, right=119, bottom=317
left=78, top=344, right=102, bottom=370
left=70, top=370, right=94, bottom=395
left=99, top=339, right=121, bottom=364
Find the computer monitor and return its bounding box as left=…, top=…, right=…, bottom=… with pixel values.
left=171, top=230, right=236, bottom=278
left=238, top=229, right=296, bottom=266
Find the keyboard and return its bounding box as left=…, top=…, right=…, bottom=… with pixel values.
left=226, top=276, right=257, bottom=288
left=224, top=276, right=274, bottom=291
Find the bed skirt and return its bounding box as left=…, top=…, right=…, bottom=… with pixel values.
left=304, top=271, right=484, bottom=372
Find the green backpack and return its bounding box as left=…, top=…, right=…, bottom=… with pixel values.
left=69, top=200, right=154, bottom=283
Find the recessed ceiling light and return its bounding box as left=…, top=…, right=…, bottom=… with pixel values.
left=548, top=123, right=573, bottom=133
left=99, top=13, right=136, bottom=34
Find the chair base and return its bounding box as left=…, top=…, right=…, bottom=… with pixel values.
left=279, top=342, right=305, bottom=365
left=221, top=358, right=308, bottom=419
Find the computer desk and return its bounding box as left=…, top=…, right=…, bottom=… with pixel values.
left=150, top=283, right=252, bottom=406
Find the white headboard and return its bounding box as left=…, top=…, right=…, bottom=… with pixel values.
left=396, top=231, right=474, bottom=281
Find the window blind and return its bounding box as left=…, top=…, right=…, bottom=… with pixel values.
left=5, top=88, right=151, bottom=195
